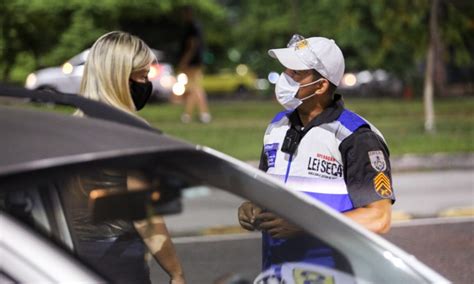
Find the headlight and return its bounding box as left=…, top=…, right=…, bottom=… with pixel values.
left=25, top=73, right=37, bottom=89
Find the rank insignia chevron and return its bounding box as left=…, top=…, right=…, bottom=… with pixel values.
left=374, top=172, right=392, bottom=198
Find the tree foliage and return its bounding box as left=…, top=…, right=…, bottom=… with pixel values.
left=232, top=0, right=473, bottom=82
left=1, top=0, right=472, bottom=86
left=0, top=0, right=227, bottom=82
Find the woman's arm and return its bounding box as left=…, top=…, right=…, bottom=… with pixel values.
left=128, top=174, right=185, bottom=283
left=134, top=217, right=185, bottom=284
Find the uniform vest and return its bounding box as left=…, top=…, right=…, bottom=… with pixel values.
left=261, top=109, right=385, bottom=270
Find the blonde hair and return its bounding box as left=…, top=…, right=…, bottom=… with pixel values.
left=79, top=31, right=155, bottom=115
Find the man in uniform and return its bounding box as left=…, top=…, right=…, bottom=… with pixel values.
left=238, top=35, right=395, bottom=271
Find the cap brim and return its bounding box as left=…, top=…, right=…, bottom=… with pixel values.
left=268, top=48, right=309, bottom=70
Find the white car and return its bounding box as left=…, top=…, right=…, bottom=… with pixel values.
left=0, top=86, right=449, bottom=283
left=24, top=49, right=178, bottom=102
left=338, top=69, right=404, bottom=97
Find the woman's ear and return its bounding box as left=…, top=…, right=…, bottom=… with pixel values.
left=315, top=79, right=329, bottom=95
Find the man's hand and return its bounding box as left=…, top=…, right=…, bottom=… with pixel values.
left=255, top=212, right=302, bottom=239
left=238, top=201, right=262, bottom=231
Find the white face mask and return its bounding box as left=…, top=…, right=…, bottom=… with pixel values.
left=275, top=72, right=322, bottom=110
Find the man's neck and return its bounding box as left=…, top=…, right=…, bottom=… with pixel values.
left=297, top=95, right=332, bottom=127
left=297, top=105, right=324, bottom=127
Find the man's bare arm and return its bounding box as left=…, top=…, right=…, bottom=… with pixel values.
left=343, top=199, right=392, bottom=234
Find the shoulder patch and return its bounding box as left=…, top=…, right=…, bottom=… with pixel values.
left=368, top=150, right=387, bottom=172
left=374, top=172, right=392, bottom=198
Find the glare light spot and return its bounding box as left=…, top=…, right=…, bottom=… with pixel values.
left=173, top=83, right=186, bottom=96
left=160, top=75, right=176, bottom=89
left=62, top=62, right=73, bottom=75
left=25, top=73, right=37, bottom=88
left=148, top=66, right=158, bottom=79
left=255, top=79, right=270, bottom=90
left=373, top=69, right=388, bottom=81
left=236, top=64, right=248, bottom=76
left=146, top=234, right=167, bottom=255
left=358, top=70, right=372, bottom=84
left=268, top=72, right=279, bottom=84
left=151, top=191, right=161, bottom=202
left=89, top=189, right=107, bottom=200
left=342, top=73, right=357, bottom=87
left=383, top=251, right=405, bottom=269
left=177, top=73, right=188, bottom=85
left=228, top=48, right=241, bottom=62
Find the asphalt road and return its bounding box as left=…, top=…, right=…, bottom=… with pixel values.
left=392, top=169, right=474, bottom=217
left=148, top=169, right=474, bottom=283
left=150, top=217, right=474, bottom=284
left=163, top=169, right=474, bottom=235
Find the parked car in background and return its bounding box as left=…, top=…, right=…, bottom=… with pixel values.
left=172, top=65, right=269, bottom=101
left=24, top=49, right=179, bottom=102
left=202, top=65, right=258, bottom=98
left=0, top=85, right=448, bottom=283
left=338, top=69, right=404, bottom=97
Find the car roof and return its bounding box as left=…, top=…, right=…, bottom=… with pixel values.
left=0, top=84, right=194, bottom=179
left=0, top=106, right=194, bottom=177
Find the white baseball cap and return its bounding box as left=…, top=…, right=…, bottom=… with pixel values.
left=268, top=34, right=345, bottom=86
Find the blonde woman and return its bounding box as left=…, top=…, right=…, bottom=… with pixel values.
left=69, top=31, right=185, bottom=284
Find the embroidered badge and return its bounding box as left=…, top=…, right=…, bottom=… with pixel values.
left=264, top=143, right=279, bottom=168
left=374, top=172, right=392, bottom=198
left=368, top=150, right=387, bottom=172
left=295, top=39, right=308, bottom=50
left=292, top=268, right=335, bottom=284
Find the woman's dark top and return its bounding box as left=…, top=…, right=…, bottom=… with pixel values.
left=61, top=169, right=150, bottom=284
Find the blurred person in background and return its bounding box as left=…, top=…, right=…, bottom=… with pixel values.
left=177, top=5, right=211, bottom=124
left=238, top=34, right=395, bottom=273
left=69, top=31, right=185, bottom=284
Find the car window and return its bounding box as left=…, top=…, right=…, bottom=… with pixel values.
left=148, top=186, right=362, bottom=284
left=1, top=164, right=185, bottom=283
left=1, top=156, right=442, bottom=283
left=2, top=184, right=73, bottom=249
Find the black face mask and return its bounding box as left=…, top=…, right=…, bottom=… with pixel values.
left=130, top=80, right=153, bottom=111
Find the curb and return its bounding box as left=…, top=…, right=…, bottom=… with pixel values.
left=438, top=207, right=474, bottom=218
left=173, top=211, right=474, bottom=237
left=247, top=153, right=474, bottom=172
left=391, top=153, right=474, bottom=172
